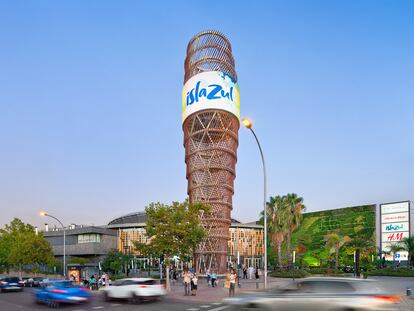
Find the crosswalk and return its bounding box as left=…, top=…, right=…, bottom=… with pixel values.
left=186, top=303, right=227, bottom=311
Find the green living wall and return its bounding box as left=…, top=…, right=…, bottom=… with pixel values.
left=289, top=205, right=376, bottom=267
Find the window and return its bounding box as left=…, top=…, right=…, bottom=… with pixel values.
left=78, top=233, right=101, bottom=243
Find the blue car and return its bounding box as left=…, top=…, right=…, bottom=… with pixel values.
left=0, top=277, right=24, bottom=292
left=34, top=280, right=91, bottom=307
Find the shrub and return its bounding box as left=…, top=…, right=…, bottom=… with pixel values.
left=109, top=274, right=127, bottom=280
left=270, top=270, right=310, bottom=278
left=366, top=268, right=414, bottom=277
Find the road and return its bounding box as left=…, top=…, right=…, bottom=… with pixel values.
left=0, top=290, right=227, bottom=311
left=1, top=277, right=414, bottom=311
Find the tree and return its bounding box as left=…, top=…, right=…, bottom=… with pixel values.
left=400, top=236, right=414, bottom=267
left=348, top=225, right=375, bottom=276
left=133, top=200, right=209, bottom=291
left=285, top=193, right=305, bottom=269
left=0, top=218, right=54, bottom=273
left=262, top=196, right=289, bottom=269
left=324, top=231, right=351, bottom=271
left=101, top=250, right=131, bottom=275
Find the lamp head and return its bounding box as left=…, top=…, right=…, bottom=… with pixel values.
left=242, top=117, right=252, bottom=129
left=40, top=211, right=47, bottom=217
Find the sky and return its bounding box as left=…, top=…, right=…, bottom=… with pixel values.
left=0, top=0, right=413, bottom=229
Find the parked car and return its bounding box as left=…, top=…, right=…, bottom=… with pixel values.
left=342, top=265, right=354, bottom=273
left=224, top=277, right=401, bottom=310
left=22, top=277, right=34, bottom=287
left=33, top=280, right=91, bottom=308
left=32, top=277, right=43, bottom=287
left=100, top=278, right=166, bottom=303
left=0, top=277, right=24, bottom=292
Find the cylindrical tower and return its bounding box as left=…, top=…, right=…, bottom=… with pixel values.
left=182, top=30, right=240, bottom=274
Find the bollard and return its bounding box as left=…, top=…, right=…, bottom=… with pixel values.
left=407, top=288, right=412, bottom=297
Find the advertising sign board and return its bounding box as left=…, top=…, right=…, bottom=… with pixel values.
left=380, top=201, right=411, bottom=262
left=182, top=71, right=240, bottom=123
left=381, top=212, right=409, bottom=224
left=381, top=223, right=407, bottom=233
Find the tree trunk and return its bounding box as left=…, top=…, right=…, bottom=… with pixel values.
left=286, top=231, right=291, bottom=270
left=335, top=247, right=339, bottom=271
left=277, top=242, right=283, bottom=269
left=166, top=264, right=170, bottom=291
left=355, top=249, right=360, bottom=277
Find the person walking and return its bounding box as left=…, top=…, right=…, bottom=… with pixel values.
left=191, top=273, right=198, bottom=296
left=173, top=267, right=177, bottom=283
left=183, top=269, right=191, bottom=296
left=229, top=269, right=237, bottom=297
left=89, top=275, right=95, bottom=291
left=255, top=265, right=260, bottom=289
left=243, top=265, right=247, bottom=279
left=211, top=271, right=217, bottom=288
left=206, top=268, right=211, bottom=287
left=248, top=265, right=254, bottom=279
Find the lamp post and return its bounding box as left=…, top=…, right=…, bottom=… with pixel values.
left=40, top=212, right=66, bottom=278
left=242, top=117, right=267, bottom=289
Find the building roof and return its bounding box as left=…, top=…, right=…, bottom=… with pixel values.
left=107, top=212, right=261, bottom=229
left=43, top=226, right=116, bottom=237
left=108, top=212, right=148, bottom=226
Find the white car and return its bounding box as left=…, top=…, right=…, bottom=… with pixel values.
left=101, top=278, right=166, bottom=303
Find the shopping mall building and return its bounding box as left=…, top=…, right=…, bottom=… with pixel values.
left=43, top=200, right=412, bottom=277
left=106, top=212, right=265, bottom=269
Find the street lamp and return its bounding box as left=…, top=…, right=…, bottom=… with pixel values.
left=40, top=212, right=66, bottom=278
left=241, top=117, right=268, bottom=289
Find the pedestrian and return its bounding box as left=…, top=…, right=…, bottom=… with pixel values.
left=243, top=265, right=247, bottom=279
left=183, top=269, right=192, bottom=296
left=248, top=265, right=254, bottom=279
left=173, top=267, right=177, bottom=283
left=211, top=271, right=217, bottom=288
left=191, top=273, right=198, bottom=296
left=206, top=268, right=211, bottom=287
left=229, top=269, right=237, bottom=297
left=255, top=265, right=260, bottom=280
left=102, top=272, right=109, bottom=288
left=89, top=275, right=95, bottom=290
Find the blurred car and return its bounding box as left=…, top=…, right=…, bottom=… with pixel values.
left=224, top=277, right=401, bottom=310
left=33, top=280, right=91, bottom=307
left=0, top=277, right=24, bottom=292
left=32, top=277, right=43, bottom=287
left=101, top=278, right=166, bottom=303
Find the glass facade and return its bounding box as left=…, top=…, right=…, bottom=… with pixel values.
left=118, top=228, right=148, bottom=254
left=77, top=233, right=101, bottom=244
left=115, top=223, right=264, bottom=262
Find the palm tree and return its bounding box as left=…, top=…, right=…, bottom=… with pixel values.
left=285, top=193, right=305, bottom=269
left=261, top=196, right=289, bottom=269
left=325, top=231, right=351, bottom=271
left=400, top=237, right=414, bottom=267
left=389, top=243, right=404, bottom=267
left=348, top=226, right=375, bottom=276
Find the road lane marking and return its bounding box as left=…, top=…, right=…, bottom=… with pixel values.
left=208, top=306, right=228, bottom=311
left=212, top=302, right=222, bottom=305
left=200, top=305, right=211, bottom=308
left=92, top=307, right=104, bottom=310
left=111, top=303, right=122, bottom=306
left=186, top=308, right=199, bottom=311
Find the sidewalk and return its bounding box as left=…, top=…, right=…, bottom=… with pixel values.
left=399, top=297, right=414, bottom=311
left=166, top=277, right=291, bottom=303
